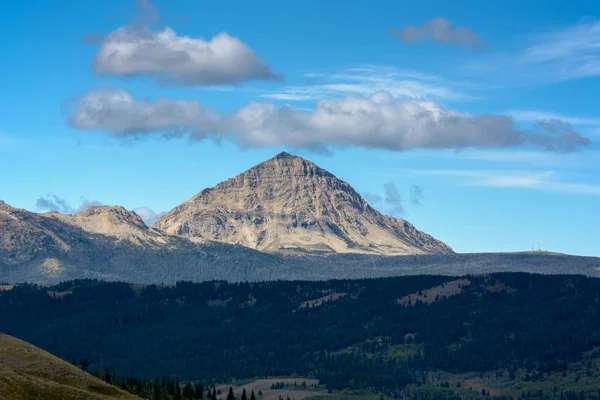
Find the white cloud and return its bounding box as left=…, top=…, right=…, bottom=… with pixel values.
left=69, top=87, right=224, bottom=138
left=90, top=1, right=281, bottom=86
left=390, top=17, right=488, bottom=52
left=69, top=88, right=591, bottom=153
left=133, top=206, right=166, bottom=226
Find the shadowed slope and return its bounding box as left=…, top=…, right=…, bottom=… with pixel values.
left=0, top=333, right=139, bottom=399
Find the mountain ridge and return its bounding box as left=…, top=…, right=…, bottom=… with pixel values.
left=1, top=198, right=600, bottom=285
left=4, top=153, right=600, bottom=285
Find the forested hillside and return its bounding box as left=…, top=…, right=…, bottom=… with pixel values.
left=2, top=273, right=600, bottom=398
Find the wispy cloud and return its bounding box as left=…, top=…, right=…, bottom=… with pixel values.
left=363, top=183, right=423, bottom=215
left=362, top=192, right=383, bottom=205
left=410, top=184, right=423, bottom=207
left=261, top=66, right=475, bottom=103
left=36, top=194, right=103, bottom=214
left=521, top=19, right=600, bottom=81
left=508, top=110, right=600, bottom=127
left=413, top=169, right=600, bottom=195
left=383, top=182, right=404, bottom=216
left=464, top=19, right=600, bottom=85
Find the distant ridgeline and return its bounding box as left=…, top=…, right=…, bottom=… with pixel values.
left=2, top=273, right=600, bottom=399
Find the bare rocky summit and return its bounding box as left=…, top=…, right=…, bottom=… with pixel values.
left=49, top=205, right=173, bottom=246
left=155, top=152, right=453, bottom=255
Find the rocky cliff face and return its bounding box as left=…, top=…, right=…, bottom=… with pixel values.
left=0, top=200, right=260, bottom=283
left=155, top=152, right=453, bottom=255
left=48, top=205, right=173, bottom=246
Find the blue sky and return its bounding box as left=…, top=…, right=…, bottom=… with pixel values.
left=1, top=0, right=600, bottom=256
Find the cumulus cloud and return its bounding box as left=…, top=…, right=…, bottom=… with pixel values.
left=36, top=195, right=103, bottom=214
left=391, top=17, right=488, bottom=52
left=89, top=1, right=282, bottom=86
left=384, top=183, right=404, bottom=216
left=68, top=87, right=224, bottom=138
left=69, top=88, right=591, bottom=152
left=133, top=206, right=166, bottom=226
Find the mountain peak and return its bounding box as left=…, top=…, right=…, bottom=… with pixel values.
left=76, top=205, right=142, bottom=223
left=274, top=151, right=294, bottom=159
left=43, top=204, right=173, bottom=246
left=155, top=154, right=452, bottom=255
left=0, top=200, right=11, bottom=211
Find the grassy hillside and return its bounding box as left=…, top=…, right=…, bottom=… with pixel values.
left=0, top=333, right=139, bottom=400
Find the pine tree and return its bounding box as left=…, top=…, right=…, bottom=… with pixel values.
left=241, top=388, right=247, bottom=400
left=152, top=378, right=162, bottom=400
left=194, top=383, right=204, bottom=399
left=250, top=390, right=257, bottom=400
left=102, top=368, right=112, bottom=384
left=174, top=380, right=182, bottom=400
left=227, top=386, right=235, bottom=400
left=183, top=382, right=194, bottom=398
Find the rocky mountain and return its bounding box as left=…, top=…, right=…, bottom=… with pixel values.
left=0, top=200, right=171, bottom=256
left=2, top=198, right=600, bottom=284
left=4, top=154, right=600, bottom=285
left=0, top=200, right=274, bottom=284
left=155, top=152, right=452, bottom=255
left=48, top=205, right=174, bottom=246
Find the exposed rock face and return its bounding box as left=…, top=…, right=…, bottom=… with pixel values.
left=0, top=199, right=278, bottom=284
left=0, top=200, right=73, bottom=257
left=0, top=201, right=177, bottom=270
left=48, top=205, right=173, bottom=245
left=155, top=152, right=453, bottom=255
